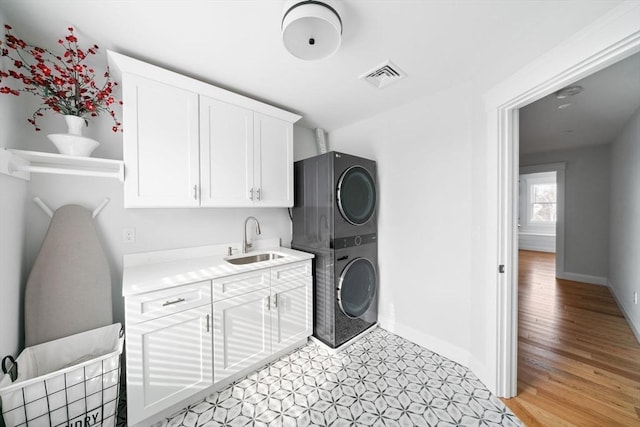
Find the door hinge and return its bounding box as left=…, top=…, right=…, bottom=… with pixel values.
left=499, top=265, right=505, bottom=274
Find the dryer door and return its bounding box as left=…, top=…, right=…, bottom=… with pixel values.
left=337, top=166, right=376, bottom=225
left=337, top=258, right=377, bottom=318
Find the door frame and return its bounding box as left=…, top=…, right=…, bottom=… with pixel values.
left=489, top=3, right=640, bottom=397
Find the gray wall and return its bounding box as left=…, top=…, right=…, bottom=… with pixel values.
left=609, top=107, right=640, bottom=337
left=521, top=144, right=611, bottom=279
left=0, top=9, right=29, bottom=357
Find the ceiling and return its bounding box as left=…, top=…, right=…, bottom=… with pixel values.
left=520, top=52, right=640, bottom=155
left=0, top=1, right=624, bottom=131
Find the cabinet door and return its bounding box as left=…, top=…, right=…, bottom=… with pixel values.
left=126, top=304, right=212, bottom=426
left=253, top=113, right=294, bottom=207
left=271, top=278, right=312, bottom=354
left=200, top=96, right=254, bottom=207
left=213, top=288, right=271, bottom=383
left=123, top=74, right=200, bottom=208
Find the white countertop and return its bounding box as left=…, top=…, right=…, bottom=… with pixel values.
left=122, top=238, right=314, bottom=296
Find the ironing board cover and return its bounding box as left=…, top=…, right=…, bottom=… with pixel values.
left=24, top=204, right=113, bottom=346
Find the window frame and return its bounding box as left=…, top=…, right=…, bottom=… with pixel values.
left=519, top=171, right=557, bottom=235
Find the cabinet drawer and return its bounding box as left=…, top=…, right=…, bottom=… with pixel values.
left=126, top=280, right=211, bottom=324
left=270, top=261, right=311, bottom=285
left=212, top=270, right=270, bottom=301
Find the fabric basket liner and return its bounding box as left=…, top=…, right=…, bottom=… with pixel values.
left=0, top=323, right=123, bottom=427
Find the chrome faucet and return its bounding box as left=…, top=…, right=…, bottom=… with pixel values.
left=243, top=216, right=261, bottom=253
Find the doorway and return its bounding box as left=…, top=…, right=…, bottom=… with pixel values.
left=517, top=164, right=566, bottom=276
left=491, top=6, right=640, bottom=398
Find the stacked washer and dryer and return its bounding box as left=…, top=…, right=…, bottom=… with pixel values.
left=292, top=152, right=378, bottom=349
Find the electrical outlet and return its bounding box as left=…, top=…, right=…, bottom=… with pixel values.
left=123, top=227, right=136, bottom=243
left=634, top=292, right=638, bottom=305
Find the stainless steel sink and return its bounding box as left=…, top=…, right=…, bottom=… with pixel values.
left=225, top=252, right=284, bottom=265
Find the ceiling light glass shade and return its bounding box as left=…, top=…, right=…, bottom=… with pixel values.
left=282, top=1, right=342, bottom=61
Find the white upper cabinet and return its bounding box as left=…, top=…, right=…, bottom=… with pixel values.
left=199, top=97, right=254, bottom=207
left=254, top=113, right=294, bottom=207
left=123, top=75, right=200, bottom=208
left=200, top=100, right=294, bottom=207
left=108, top=51, right=300, bottom=208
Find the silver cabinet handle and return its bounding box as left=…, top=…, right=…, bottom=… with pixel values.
left=273, top=293, right=278, bottom=308
left=256, top=188, right=261, bottom=201
left=193, top=185, right=198, bottom=200
left=162, top=297, right=185, bottom=307
left=266, top=295, right=270, bottom=310
left=249, top=188, right=254, bottom=200
left=206, top=314, right=210, bottom=332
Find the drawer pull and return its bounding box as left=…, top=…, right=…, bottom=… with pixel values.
left=162, top=297, right=186, bottom=307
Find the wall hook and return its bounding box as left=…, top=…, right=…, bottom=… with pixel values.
left=92, top=198, right=110, bottom=218
left=33, top=197, right=110, bottom=219
left=33, top=197, right=53, bottom=218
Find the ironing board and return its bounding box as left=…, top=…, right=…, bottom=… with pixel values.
left=24, top=204, right=113, bottom=346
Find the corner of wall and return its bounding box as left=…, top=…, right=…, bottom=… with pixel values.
left=379, top=314, right=471, bottom=370
left=607, top=279, right=640, bottom=343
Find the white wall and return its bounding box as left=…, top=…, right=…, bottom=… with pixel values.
left=0, top=175, right=27, bottom=357
left=329, top=3, right=640, bottom=393
left=609, top=107, right=640, bottom=339
left=0, top=10, right=29, bottom=357
left=293, top=125, right=320, bottom=160
left=3, top=84, right=312, bottom=334
left=329, top=81, right=474, bottom=365
left=22, top=124, right=314, bottom=326
left=521, top=145, right=611, bottom=281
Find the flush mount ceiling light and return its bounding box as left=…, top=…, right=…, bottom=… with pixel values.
left=281, top=0, right=342, bottom=61
left=555, top=85, right=583, bottom=99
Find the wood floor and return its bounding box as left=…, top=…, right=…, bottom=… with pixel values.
left=501, top=250, right=640, bottom=427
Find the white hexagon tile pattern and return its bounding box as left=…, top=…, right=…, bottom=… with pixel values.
left=153, top=328, right=522, bottom=427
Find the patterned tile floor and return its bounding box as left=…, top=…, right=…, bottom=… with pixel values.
left=153, top=328, right=522, bottom=427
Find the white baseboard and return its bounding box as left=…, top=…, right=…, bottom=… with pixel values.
left=518, top=233, right=555, bottom=253
left=518, top=244, right=555, bottom=253
left=378, top=315, right=470, bottom=367
left=607, top=280, right=640, bottom=344
left=556, top=272, right=607, bottom=286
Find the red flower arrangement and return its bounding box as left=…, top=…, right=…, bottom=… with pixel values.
left=0, top=25, right=122, bottom=132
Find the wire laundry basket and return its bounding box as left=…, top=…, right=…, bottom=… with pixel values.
left=0, top=324, right=123, bottom=427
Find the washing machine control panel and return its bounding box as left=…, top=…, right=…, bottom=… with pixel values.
left=331, top=233, right=377, bottom=249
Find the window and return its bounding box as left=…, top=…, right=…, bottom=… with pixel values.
left=530, top=182, right=557, bottom=223
left=518, top=171, right=557, bottom=235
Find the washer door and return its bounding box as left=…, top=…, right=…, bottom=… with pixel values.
left=337, top=166, right=376, bottom=225
left=337, top=258, right=377, bottom=318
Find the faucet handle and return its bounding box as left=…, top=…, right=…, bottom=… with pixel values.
left=227, top=246, right=238, bottom=256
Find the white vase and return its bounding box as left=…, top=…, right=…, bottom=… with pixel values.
left=47, top=115, right=100, bottom=157
left=64, top=115, right=85, bottom=136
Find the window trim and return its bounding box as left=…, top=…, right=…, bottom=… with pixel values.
left=519, top=172, right=557, bottom=235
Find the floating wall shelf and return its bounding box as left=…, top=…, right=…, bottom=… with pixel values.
left=0, top=148, right=125, bottom=182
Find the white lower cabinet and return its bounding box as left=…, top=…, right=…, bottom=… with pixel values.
left=126, top=304, right=213, bottom=426
left=271, top=279, right=312, bottom=353
left=212, top=288, right=271, bottom=383
left=212, top=262, right=312, bottom=384
left=125, top=260, right=312, bottom=425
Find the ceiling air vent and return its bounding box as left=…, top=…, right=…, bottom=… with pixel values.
left=359, top=60, right=406, bottom=89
